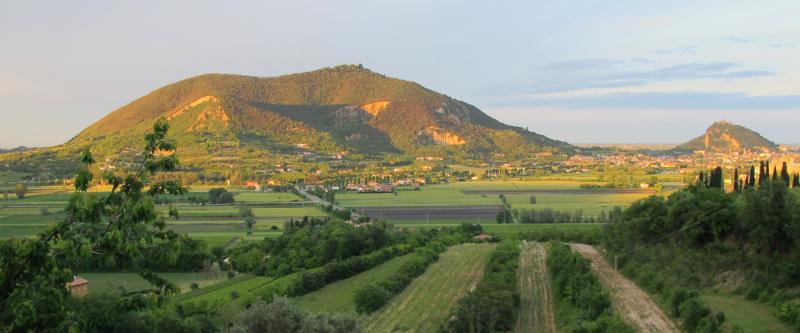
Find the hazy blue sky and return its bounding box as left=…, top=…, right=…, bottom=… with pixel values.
left=1, top=0, right=799, bottom=147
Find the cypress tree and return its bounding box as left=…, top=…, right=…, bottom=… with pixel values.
left=698, top=170, right=705, bottom=185
left=708, top=167, right=723, bottom=189
left=773, top=166, right=779, bottom=181
left=793, top=173, right=800, bottom=188
left=733, top=168, right=740, bottom=191
left=748, top=165, right=756, bottom=189
left=758, top=162, right=766, bottom=185
left=781, top=162, right=790, bottom=186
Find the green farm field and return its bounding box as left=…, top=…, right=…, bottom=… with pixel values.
left=0, top=187, right=323, bottom=243
left=701, top=294, right=794, bottom=333
left=337, top=180, right=657, bottom=225
left=80, top=272, right=226, bottom=293
left=295, top=253, right=416, bottom=314
left=363, top=243, right=494, bottom=333
left=234, top=192, right=303, bottom=203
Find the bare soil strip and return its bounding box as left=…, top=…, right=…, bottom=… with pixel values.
left=570, top=244, right=680, bottom=333
left=515, top=241, right=556, bottom=333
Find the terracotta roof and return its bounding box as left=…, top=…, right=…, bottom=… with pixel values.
left=69, top=276, right=89, bottom=287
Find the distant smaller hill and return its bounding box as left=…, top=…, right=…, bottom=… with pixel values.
left=674, top=121, right=777, bottom=153
left=0, top=146, right=31, bottom=154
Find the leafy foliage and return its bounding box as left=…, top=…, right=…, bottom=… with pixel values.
left=548, top=243, right=634, bottom=333
left=603, top=175, right=800, bottom=331
left=444, top=241, right=520, bottom=332
left=0, top=119, right=196, bottom=331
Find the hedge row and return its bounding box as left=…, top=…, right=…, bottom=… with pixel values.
left=287, top=244, right=415, bottom=296
left=353, top=235, right=462, bottom=314
left=444, top=240, right=520, bottom=332
left=548, top=243, right=633, bottom=333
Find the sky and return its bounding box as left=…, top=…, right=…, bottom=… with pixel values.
left=1, top=0, right=799, bottom=147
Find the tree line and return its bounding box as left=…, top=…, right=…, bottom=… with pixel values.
left=603, top=163, right=800, bottom=331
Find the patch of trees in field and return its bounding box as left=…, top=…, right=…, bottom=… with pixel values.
left=513, top=207, right=623, bottom=224
left=228, top=217, right=406, bottom=276
left=548, top=243, right=633, bottom=332
left=444, top=240, right=520, bottom=332
left=603, top=164, right=800, bottom=331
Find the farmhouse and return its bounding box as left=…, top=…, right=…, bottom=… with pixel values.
left=243, top=181, right=261, bottom=191
left=68, top=276, right=89, bottom=296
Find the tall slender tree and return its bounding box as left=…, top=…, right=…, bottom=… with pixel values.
left=708, top=167, right=724, bottom=189
left=773, top=166, right=779, bottom=182
left=780, top=162, right=791, bottom=186
left=733, top=168, right=740, bottom=192
left=748, top=165, right=756, bottom=189
left=793, top=173, right=800, bottom=188
left=759, top=162, right=767, bottom=185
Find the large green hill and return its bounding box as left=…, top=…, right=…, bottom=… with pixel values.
left=69, top=65, right=571, bottom=165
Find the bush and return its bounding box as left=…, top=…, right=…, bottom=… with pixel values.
left=40, top=207, right=50, bottom=215
left=190, top=283, right=199, bottom=292
left=529, top=195, right=537, bottom=204
left=353, top=284, right=392, bottom=314
left=234, top=297, right=361, bottom=333
left=208, top=188, right=234, bottom=204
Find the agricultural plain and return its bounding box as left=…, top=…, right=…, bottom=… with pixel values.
left=363, top=243, right=494, bottom=333
left=338, top=180, right=654, bottom=225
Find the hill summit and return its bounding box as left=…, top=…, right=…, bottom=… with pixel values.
left=674, top=120, right=777, bottom=153
left=69, top=65, right=571, bottom=169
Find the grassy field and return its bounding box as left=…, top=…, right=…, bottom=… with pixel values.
left=79, top=272, right=226, bottom=293
left=0, top=186, right=324, bottom=245
left=363, top=243, right=495, bottom=333
left=234, top=192, right=303, bottom=203
left=337, top=180, right=655, bottom=225
left=295, top=253, right=416, bottom=314
left=516, top=241, right=556, bottom=333
left=180, top=272, right=299, bottom=307
left=701, top=294, right=794, bottom=333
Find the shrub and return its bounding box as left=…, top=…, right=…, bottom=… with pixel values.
left=353, top=284, right=392, bottom=314
left=208, top=188, right=234, bottom=204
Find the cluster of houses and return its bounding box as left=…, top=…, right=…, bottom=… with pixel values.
left=345, top=181, right=393, bottom=193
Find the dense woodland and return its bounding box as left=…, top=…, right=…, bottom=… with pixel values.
left=603, top=165, right=800, bottom=332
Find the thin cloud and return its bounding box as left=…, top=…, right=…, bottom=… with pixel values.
left=521, top=59, right=775, bottom=94
left=723, top=35, right=756, bottom=43
left=489, top=91, right=800, bottom=110
left=653, top=45, right=697, bottom=54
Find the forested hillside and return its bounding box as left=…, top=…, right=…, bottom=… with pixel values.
left=603, top=166, right=800, bottom=332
